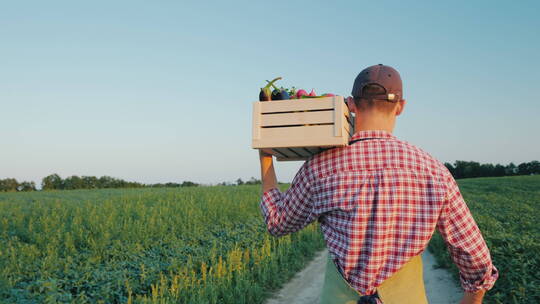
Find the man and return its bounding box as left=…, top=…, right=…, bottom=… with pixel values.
left=258, top=64, right=498, bottom=304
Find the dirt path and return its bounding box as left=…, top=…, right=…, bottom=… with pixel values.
left=265, top=249, right=462, bottom=304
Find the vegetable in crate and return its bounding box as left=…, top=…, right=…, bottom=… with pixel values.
left=272, top=88, right=290, bottom=100
left=265, top=80, right=290, bottom=100
left=287, top=87, right=297, bottom=99
left=296, top=89, right=308, bottom=98
left=308, top=89, right=317, bottom=97
left=259, top=77, right=282, bottom=101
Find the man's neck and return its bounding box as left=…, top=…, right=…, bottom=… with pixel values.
left=354, top=113, right=395, bottom=133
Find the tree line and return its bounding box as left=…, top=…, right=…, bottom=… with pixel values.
left=0, top=174, right=199, bottom=192
left=0, top=179, right=37, bottom=192
left=444, top=160, right=539, bottom=179
left=1, top=161, right=538, bottom=192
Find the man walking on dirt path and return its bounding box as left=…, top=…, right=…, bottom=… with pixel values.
left=258, top=64, right=498, bottom=304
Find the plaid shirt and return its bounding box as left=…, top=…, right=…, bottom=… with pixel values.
left=260, top=130, right=498, bottom=295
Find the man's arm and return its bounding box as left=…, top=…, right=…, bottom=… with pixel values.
left=437, top=173, right=499, bottom=304
left=258, top=151, right=316, bottom=237
left=260, top=150, right=278, bottom=192
left=460, top=289, right=486, bottom=304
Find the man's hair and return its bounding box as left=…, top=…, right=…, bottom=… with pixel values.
left=353, top=84, right=399, bottom=113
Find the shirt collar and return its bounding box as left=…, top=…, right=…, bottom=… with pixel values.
left=349, top=130, right=396, bottom=142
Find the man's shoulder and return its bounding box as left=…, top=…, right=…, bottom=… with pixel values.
left=306, top=136, right=450, bottom=179
left=393, top=137, right=450, bottom=177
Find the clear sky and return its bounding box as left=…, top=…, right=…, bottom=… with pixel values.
left=1, top=1, right=539, bottom=185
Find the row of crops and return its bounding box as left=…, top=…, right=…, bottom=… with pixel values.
left=1, top=175, right=537, bottom=303
left=428, top=175, right=540, bottom=303
left=0, top=186, right=325, bottom=303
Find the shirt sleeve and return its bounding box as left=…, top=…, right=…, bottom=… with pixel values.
left=259, top=161, right=317, bottom=237
left=436, top=174, right=499, bottom=293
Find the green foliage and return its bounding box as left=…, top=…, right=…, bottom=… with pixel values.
left=0, top=179, right=20, bottom=192
left=41, top=174, right=146, bottom=191
left=39, top=174, right=200, bottom=191
left=17, top=181, right=36, bottom=192
left=0, top=186, right=324, bottom=303
left=0, top=179, right=36, bottom=192
left=444, top=160, right=539, bottom=179
left=428, top=175, right=540, bottom=303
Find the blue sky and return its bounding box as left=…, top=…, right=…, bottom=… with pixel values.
left=1, top=1, right=539, bottom=185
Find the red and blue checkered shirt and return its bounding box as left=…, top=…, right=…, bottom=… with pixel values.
left=260, top=130, right=498, bottom=295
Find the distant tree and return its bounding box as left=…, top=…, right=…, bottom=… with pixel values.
left=493, top=164, right=506, bottom=177
left=82, top=176, right=98, bottom=189
left=516, top=161, right=540, bottom=175
left=529, top=161, right=540, bottom=174
left=0, top=178, right=19, bottom=192
left=17, top=181, right=36, bottom=192
left=181, top=181, right=198, bottom=187
left=453, top=160, right=480, bottom=179
left=42, top=174, right=63, bottom=190
left=98, top=176, right=114, bottom=188
left=64, top=175, right=84, bottom=190
left=480, top=163, right=494, bottom=177
left=245, top=177, right=261, bottom=185
left=505, top=163, right=517, bottom=176
left=466, top=161, right=481, bottom=178
left=445, top=160, right=538, bottom=179
left=517, top=162, right=530, bottom=175
left=236, top=178, right=244, bottom=186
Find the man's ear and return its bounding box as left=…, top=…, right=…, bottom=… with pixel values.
left=395, top=99, right=406, bottom=116
left=346, top=96, right=356, bottom=114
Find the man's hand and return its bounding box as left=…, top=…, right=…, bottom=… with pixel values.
left=460, top=290, right=486, bottom=304
left=259, top=150, right=278, bottom=193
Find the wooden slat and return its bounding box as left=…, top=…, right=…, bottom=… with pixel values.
left=305, top=147, right=322, bottom=154
left=253, top=125, right=348, bottom=148
left=261, top=110, right=334, bottom=127
left=301, top=147, right=317, bottom=156
left=252, top=102, right=261, bottom=140
left=272, top=148, right=299, bottom=158
left=290, top=148, right=312, bottom=157
left=273, top=147, right=320, bottom=161
left=271, top=149, right=290, bottom=159
left=258, top=97, right=335, bottom=113
left=276, top=156, right=309, bottom=161
left=334, top=98, right=343, bottom=137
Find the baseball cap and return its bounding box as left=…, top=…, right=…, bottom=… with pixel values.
left=351, top=64, right=402, bottom=102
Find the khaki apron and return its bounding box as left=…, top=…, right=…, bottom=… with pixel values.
left=320, top=254, right=428, bottom=304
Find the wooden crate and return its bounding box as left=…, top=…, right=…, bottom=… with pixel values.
left=252, top=96, right=354, bottom=161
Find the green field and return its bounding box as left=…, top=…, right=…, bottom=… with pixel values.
left=1, top=176, right=538, bottom=303
left=428, top=175, right=540, bottom=304
left=0, top=186, right=324, bottom=303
